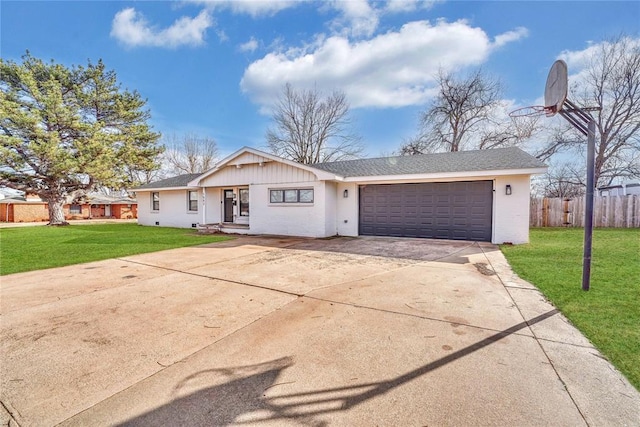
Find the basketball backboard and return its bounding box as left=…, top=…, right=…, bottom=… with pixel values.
left=544, top=60, right=568, bottom=115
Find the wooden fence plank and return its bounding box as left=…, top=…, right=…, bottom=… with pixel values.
left=530, top=195, right=640, bottom=228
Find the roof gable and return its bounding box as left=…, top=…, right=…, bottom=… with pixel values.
left=189, top=147, right=338, bottom=186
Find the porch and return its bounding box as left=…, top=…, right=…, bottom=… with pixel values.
left=197, top=222, right=250, bottom=235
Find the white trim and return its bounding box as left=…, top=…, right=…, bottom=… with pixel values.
left=343, top=167, right=547, bottom=183
left=268, top=187, right=315, bottom=204
left=135, top=186, right=199, bottom=192
left=202, top=187, right=206, bottom=225
left=491, top=179, right=497, bottom=244
left=238, top=187, right=250, bottom=217
left=151, top=191, right=160, bottom=212
left=186, top=190, right=199, bottom=213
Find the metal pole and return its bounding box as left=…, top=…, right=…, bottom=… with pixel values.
left=582, top=119, right=596, bottom=291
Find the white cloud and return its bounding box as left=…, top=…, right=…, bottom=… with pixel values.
left=328, top=0, right=379, bottom=37
left=216, top=28, right=229, bottom=42
left=183, top=1, right=443, bottom=40
left=185, top=0, right=301, bottom=18
left=492, top=26, right=528, bottom=48
left=239, top=37, right=259, bottom=53
left=559, top=41, right=602, bottom=70
left=111, top=8, right=213, bottom=48
left=327, top=0, right=445, bottom=36
left=557, top=37, right=640, bottom=89
left=385, top=0, right=441, bottom=13
left=241, top=20, right=526, bottom=110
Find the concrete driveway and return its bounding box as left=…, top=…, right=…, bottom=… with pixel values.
left=1, top=236, right=638, bottom=426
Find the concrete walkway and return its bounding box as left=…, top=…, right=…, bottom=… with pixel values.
left=1, top=236, right=638, bottom=426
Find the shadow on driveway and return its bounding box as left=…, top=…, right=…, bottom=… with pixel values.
left=119, top=310, right=558, bottom=426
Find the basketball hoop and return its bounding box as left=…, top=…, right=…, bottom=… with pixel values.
left=509, top=60, right=568, bottom=120
left=508, top=105, right=556, bottom=118
left=544, top=60, right=568, bottom=115
left=517, top=58, right=597, bottom=292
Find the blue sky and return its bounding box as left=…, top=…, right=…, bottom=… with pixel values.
left=2, top=1, right=639, bottom=158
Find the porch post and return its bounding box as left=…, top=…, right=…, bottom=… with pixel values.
left=202, top=187, right=206, bottom=225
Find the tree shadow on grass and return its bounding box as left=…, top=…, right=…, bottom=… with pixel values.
left=118, top=310, right=558, bottom=426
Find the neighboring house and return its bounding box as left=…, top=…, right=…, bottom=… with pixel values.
left=598, top=182, right=640, bottom=197
left=0, top=194, right=49, bottom=222
left=87, top=196, right=138, bottom=220
left=132, top=146, right=546, bottom=244
left=0, top=193, right=137, bottom=222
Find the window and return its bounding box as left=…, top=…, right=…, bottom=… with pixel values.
left=269, top=188, right=314, bottom=204
left=151, top=192, right=160, bottom=211
left=69, top=204, right=82, bottom=214
left=284, top=189, right=298, bottom=202
left=299, top=189, right=314, bottom=203
left=239, top=188, right=249, bottom=216
left=270, top=190, right=284, bottom=203
left=187, top=190, right=198, bottom=211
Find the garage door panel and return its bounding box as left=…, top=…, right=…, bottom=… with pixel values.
left=359, top=181, right=492, bottom=241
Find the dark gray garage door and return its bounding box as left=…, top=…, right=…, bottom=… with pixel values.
left=359, top=181, right=493, bottom=241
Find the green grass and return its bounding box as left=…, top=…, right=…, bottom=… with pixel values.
left=0, top=223, right=232, bottom=275
left=501, top=228, right=640, bottom=390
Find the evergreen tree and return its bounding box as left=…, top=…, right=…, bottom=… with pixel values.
left=0, top=53, right=162, bottom=224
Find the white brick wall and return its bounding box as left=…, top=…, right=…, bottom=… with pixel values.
left=137, top=174, right=534, bottom=244
left=493, top=175, right=531, bottom=244
left=324, top=182, right=338, bottom=236
left=136, top=189, right=201, bottom=229
left=203, top=188, right=221, bottom=224
left=249, top=181, right=329, bottom=237
left=336, top=182, right=359, bottom=236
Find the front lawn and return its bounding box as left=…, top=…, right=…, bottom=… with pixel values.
left=0, top=223, right=232, bottom=275
left=501, top=228, right=640, bottom=390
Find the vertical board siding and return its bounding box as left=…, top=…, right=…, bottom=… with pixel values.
left=530, top=195, right=640, bottom=227
left=200, top=162, right=318, bottom=187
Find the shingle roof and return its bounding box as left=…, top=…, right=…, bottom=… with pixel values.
left=88, top=195, right=136, bottom=204
left=133, top=173, right=201, bottom=190
left=0, top=196, right=29, bottom=204
left=133, top=148, right=545, bottom=190
left=312, top=147, right=545, bottom=177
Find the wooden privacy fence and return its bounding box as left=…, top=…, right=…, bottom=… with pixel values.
left=530, top=195, right=640, bottom=228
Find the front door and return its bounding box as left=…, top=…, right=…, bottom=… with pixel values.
left=223, top=190, right=234, bottom=223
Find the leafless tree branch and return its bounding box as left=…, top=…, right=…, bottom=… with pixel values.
left=266, top=83, right=363, bottom=164
left=162, top=133, right=219, bottom=175
left=401, top=69, right=531, bottom=154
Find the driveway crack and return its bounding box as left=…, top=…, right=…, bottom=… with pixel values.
left=479, top=244, right=590, bottom=426
left=114, top=258, right=304, bottom=298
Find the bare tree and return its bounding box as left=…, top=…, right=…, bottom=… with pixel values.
left=126, top=166, right=164, bottom=186
left=536, top=35, right=640, bottom=187
left=398, top=136, right=428, bottom=156
left=162, top=133, right=219, bottom=175
left=534, top=162, right=586, bottom=198
left=266, top=83, right=364, bottom=164
left=400, top=69, right=537, bottom=155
